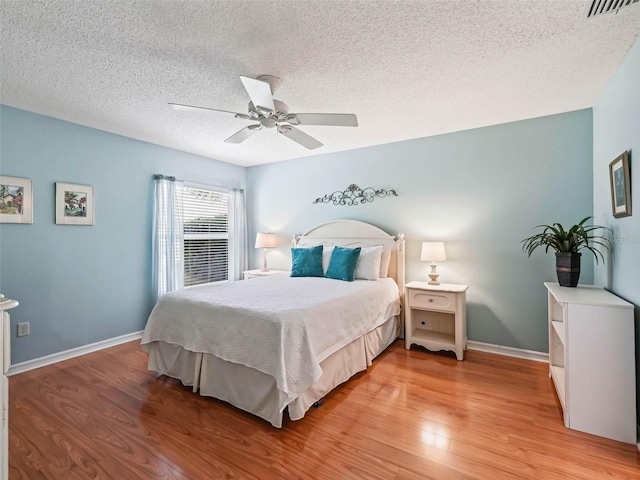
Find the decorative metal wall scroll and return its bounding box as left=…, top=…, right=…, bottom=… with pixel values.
left=313, top=184, right=398, bottom=206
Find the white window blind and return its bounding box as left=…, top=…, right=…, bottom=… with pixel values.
left=182, top=185, right=229, bottom=287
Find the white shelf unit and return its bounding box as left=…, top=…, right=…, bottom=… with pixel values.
left=411, top=329, right=455, bottom=347
left=0, top=295, right=18, bottom=480
left=545, top=282, right=636, bottom=444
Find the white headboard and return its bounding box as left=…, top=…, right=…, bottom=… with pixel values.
left=293, top=219, right=405, bottom=297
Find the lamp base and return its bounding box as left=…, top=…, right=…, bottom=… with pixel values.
left=428, top=263, right=440, bottom=285
left=262, top=248, right=269, bottom=272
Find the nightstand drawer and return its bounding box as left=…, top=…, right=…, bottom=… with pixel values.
left=409, top=290, right=455, bottom=312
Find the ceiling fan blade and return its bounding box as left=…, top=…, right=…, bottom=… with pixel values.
left=240, top=76, right=275, bottom=113
left=169, top=103, right=251, bottom=120
left=290, top=113, right=358, bottom=127
left=224, top=125, right=261, bottom=144
left=277, top=125, right=323, bottom=150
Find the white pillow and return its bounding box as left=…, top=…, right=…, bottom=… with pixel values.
left=355, top=245, right=384, bottom=280
left=379, top=249, right=392, bottom=278
left=322, top=246, right=334, bottom=275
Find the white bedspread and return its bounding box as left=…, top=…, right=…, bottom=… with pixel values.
left=141, top=275, right=400, bottom=404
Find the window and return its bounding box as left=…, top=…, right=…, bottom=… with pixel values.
left=182, top=185, right=229, bottom=287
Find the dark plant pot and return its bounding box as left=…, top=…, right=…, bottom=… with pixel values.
left=556, top=252, right=581, bottom=287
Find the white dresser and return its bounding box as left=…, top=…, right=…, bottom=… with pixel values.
left=0, top=295, right=18, bottom=480
left=545, top=282, right=636, bottom=444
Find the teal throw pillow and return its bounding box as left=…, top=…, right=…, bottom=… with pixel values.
left=326, top=246, right=362, bottom=282
left=290, top=245, right=324, bottom=277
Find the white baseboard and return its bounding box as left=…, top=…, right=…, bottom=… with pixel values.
left=8, top=334, right=549, bottom=375
left=467, top=340, right=549, bottom=363
left=7, top=330, right=143, bottom=376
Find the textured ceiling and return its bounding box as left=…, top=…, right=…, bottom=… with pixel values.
left=1, top=1, right=639, bottom=167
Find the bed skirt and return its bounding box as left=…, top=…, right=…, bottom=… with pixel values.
left=143, top=314, right=400, bottom=427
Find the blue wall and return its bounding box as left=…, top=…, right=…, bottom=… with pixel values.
left=247, top=110, right=594, bottom=353
left=592, top=37, right=640, bottom=432
left=0, top=106, right=246, bottom=364
left=0, top=104, right=596, bottom=361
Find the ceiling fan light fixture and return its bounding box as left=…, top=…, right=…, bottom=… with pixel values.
left=260, top=117, right=277, bottom=128
left=170, top=74, right=358, bottom=150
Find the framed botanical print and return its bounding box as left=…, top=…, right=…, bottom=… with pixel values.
left=56, top=182, right=94, bottom=225
left=609, top=151, right=631, bottom=218
left=0, top=176, right=33, bottom=224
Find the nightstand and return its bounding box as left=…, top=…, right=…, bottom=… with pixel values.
left=404, top=281, right=469, bottom=360
left=242, top=269, right=288, bottom=280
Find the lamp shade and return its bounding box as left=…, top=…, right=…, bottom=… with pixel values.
left=421, top=242, right=446, bottom=262
left=255, top=232, right=277, bottom=249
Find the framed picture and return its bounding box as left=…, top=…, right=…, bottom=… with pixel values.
left=56, top=182, right=94, bottom=225
left=0, top=176, right=33, bottom=224
left=609, top=151, right=631, bottom=218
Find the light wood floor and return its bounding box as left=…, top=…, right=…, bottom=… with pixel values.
left=9, top=340, right=640, bottom=479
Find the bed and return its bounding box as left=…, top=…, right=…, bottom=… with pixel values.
left=140, top=219, right=405, bottom=427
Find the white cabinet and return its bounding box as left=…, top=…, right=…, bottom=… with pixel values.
left=0, top=295, right=18, bottom=480
left=242, top=269, right=288, bottom=280
left=545, top=282, right=636, bottom=444
left=404, top=282, right=468, bottom=360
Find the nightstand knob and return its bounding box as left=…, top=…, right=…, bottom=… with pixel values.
left=429, top=299, right=434, bottom=302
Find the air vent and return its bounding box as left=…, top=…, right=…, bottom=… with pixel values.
left=585, top=0, right=640, bottom=18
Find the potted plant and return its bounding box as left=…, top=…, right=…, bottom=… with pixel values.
left=521, top=216, right=611, bottom=287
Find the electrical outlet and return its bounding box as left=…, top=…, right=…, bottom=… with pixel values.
left=17, top=322, right=30, bottom=337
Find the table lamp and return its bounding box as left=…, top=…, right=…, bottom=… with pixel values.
left=421, top=241, right=446, bottom=285
left=255, top=232, right=277, bottom=271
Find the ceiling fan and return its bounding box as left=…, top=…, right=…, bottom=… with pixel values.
left=169, top=75, right=358, bottom=150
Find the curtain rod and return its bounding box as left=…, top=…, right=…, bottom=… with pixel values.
left=153, top=174, right=243, bottom=192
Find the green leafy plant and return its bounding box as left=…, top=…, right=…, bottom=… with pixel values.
left=521, top=216, right=611, bottom=264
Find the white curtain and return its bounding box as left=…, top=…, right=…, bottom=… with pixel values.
left=228, top=188, right=247, bottom=281
left=152, top=175, right=184, bottom=300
